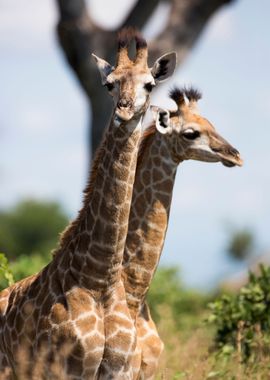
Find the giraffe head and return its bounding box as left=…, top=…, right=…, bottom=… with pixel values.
left=92, top=28, right=176, bottom=122
left=151, top=87, right=243, bottom=167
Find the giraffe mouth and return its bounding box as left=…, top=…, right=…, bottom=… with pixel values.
left=115, top=107, right=134, bottom=122
left=218, top=153, right=243, bottom=167
left=210, top=144, right=243, bottom=168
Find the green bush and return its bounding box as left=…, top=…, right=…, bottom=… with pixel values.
left=10, top=251, right=51, bottom=281
left=207, top=264, right=270, bottom=360
left=0, top=199, right=69, bottom=260
left=0, top=199, right=69, bottom=286
left=0, top=252, right=14, bottom=290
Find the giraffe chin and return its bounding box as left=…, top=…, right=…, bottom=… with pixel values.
left=115, top=108, right=134, bottom=123
left=219, top=155, right=243, bottom=168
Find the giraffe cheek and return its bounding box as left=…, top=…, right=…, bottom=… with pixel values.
left=134, top=89, right=147, bottom=111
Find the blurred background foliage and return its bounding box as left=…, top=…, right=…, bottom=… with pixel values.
left=226, top=228, right=255, bottom=261
left=148, top=267, right=209, bottom=331
left=0, top=199, right=256, bottom=286
left=0, top=199, right=68, bottom=259
left=0, top=199, right=68, bottom=286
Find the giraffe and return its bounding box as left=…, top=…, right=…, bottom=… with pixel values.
left=0, top=29, right=176, bottom=379
left=121, top=87, right=243, bottom=379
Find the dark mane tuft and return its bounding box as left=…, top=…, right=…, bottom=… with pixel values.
left=184, top=86, right=202, bottom=102
left=56, top=133, right=107, bottom=253
left=137, top=124, right=156, bottom=167
left=117, top=27, right=145, bottom=49
left=117, top=28, right=130, bottom=49
left=135, top=34, right=147, bottom=49
left=169, top=87, right=185, bottom=105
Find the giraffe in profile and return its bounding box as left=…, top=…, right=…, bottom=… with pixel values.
left=122, top=87, right=243, bottom=379
left=0, top=29, right=176, bottom=379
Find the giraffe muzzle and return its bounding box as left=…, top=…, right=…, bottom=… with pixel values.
left=210, top=135, right=243, bottom=168
left=115, top=99, right=134, bottom=122
left=213, top=147, right=243, bottom=167
left=117, top=99, right=133, bottom=109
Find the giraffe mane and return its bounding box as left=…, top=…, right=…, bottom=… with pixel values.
left=57, top=122, right=155, bottom=253
left=137, top=124, right=156, bottom=167
left=117, top=27, right=147, bottom=66
left=169, top=87, right=185, bottom=105
left=169, top=86, right=202, bottom=107
left=117, top=27, right=147, bottom=50
left=55, top=135, right=107, bottom=254
left=184, top=86, right=202, bottom=102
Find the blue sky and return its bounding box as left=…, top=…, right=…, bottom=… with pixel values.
left=1, top=0, right=269, bottom=289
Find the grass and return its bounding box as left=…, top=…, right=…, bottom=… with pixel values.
left=153, top=304, right=270, bottom=379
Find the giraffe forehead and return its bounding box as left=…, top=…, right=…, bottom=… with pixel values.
left=182, top=113, right=215, bottom=132
left=110, top=67, right=152, bottom=82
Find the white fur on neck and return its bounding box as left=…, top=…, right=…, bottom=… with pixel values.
left=113, top=115, right=143, bottom=132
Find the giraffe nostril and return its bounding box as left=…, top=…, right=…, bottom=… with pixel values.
left=212, top=145, right=240, bottom=157
left=226, top=146, right=240, bottom=156
left=231, top=147, right=240, bottom=156
left=117, top=99, right=132, bottom=109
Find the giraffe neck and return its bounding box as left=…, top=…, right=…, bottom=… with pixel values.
left=55, top=114, right=143, bottom=294
left=122, top=130, right=180, bottom=316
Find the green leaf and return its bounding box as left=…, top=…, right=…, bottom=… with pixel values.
left=0, top=252, right=14, bottom=288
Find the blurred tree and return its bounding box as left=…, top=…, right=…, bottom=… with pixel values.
left=55, top=0, right=236, bottom=158
left=227, top=229, right=254, bottom=260
left=0, top=199, right=69, bottom=260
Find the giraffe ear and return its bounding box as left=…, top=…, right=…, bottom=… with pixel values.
left=92, top=54, right=114, bottom=85
left=151, top=52, right=177, bottom=83
left=150, top=106, right=171, bottom=135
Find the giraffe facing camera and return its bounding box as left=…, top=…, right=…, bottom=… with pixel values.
left=92, top=27, right=176, bottom=123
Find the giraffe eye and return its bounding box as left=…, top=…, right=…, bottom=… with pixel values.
left=104, top=82, right=114, bottom=91
left=144, top=82, right=154, bottom=92
left=182, top=130, right=200, bottom=140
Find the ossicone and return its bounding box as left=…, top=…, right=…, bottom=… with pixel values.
left=116, top=27, right=147, bottom=67
left=169, top=86, right=202, bottom=113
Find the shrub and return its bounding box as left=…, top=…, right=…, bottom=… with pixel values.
left=207, top=264, right=270, bottom=361
left=0, top=252, right=14, bottom=290
left=0, top=199, right=69, bottom=260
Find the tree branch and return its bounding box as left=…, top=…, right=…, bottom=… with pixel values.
left=121, top=0, right=160, bottom=29
left=149, top=0, right=236, bottom=64
left=56, top=0, right=117, bottom=155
